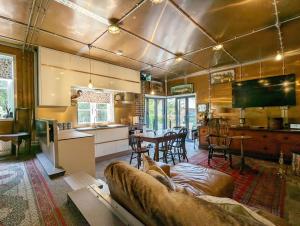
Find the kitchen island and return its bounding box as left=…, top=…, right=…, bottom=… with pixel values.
left=58, top=130, right=95, bottom=176
left=76, top=125, right=129, bottom=160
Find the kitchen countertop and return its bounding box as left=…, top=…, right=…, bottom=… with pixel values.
left=76, top=124, right=128, bottom=132
left=58, top=130, right=94, bottom=141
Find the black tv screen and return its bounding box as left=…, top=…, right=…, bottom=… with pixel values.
left=232, top=74, right=296, bottom=108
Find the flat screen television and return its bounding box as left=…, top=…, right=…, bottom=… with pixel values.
left=232, top=74, right=296, bottom=108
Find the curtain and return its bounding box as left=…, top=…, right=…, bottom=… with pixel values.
left=77, top=90, right=111, bottom=104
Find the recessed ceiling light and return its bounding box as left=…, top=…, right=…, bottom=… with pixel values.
left=275, top=52, right=283, bottom=61
left=108, top=24, right=120, bottom=34
left=175, top=56, right=183, bottom=62
left=116, top=50, right=123, bottom=56
left=213, top=44, right=223, bottom=51
left=150, top=0, right=164, bottom=4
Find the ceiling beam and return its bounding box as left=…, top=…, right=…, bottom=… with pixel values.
left=23, top=0, right=37, bottom=51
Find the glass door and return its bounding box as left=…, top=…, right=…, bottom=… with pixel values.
left=167, top=98, right=176, bottom=128
left=145, top=97, right=165, bottom=130
left=177, top=98, right=187, bottom=128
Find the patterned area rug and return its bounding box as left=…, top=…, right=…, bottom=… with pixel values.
left=0, top=158, right=86, bottom=226
left=189, top=152, right=286, bottom=217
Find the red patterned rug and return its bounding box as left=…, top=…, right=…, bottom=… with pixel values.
left=0, top=159, right=68, bottom=225
left=189, top=151, right=286, bottom=217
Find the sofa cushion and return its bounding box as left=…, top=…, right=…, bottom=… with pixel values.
left=146, top=165, right=176, bottom=191
left=143, top=154, right=171, bottom=177
left=105, top=161, right=275, bottom=226
left=171, top=163, right=234, bottom=198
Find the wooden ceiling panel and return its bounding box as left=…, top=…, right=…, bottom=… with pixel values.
left=173, top=0, right=274, bottom=42
left=281, top=19, right=300, bottom=52
left=31, top=29, right=86, bottom=54
left=39, top=1, right=107, bottom=44
left=185, top=48, right=235, bottom=69
left=121, top=0, right=214, bottom=54
left=223, top=27, right=280, bottom=63
left=93, top=31, right=174, bottom=65
left=69, top=0, right=140, bottom=20
left=278, top=0, right=300, bottom=22
left=0, top=18, right=27, bottom=42
left=144, top=67, right=175, bottom=79
left=0, top=0, right=31, bottom=24
left=156, top=58, right=202, bottom=76
left=90, top=47, right=149, bottom=72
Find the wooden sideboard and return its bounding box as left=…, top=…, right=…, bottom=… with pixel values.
left=199, top=126, right=300, bottom=162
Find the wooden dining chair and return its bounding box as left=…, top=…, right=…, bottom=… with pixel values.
left=159, top=131, right=177, bottom=165
left=129, top=135, right=150, bottom=169
left=172, top=128, right=188, bottom=162
left=206, top=118, right=232, bottom=166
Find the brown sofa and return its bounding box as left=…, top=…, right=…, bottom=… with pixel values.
left=105, top=161, right=287, bottom=226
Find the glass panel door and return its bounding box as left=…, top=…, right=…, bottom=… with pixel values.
left=177, top=98, right=187, bottom=128
left=157, top=99, right=164, bottom=130
left=145, top=97, right=165, bottom=130
left=167, top=98, right=175, bottom=128
left=148, top=98, right=155, bottom=130
left=188, top=97, right=196, bottom=130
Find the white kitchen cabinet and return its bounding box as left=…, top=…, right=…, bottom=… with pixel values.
left=38, top=47, right=141, bottom=106
left=38, top=65, right=71, bottom=106
left=78, top=126, right=129, bottom=158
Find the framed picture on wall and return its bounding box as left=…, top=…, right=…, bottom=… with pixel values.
left=170, top=84, right=194, bottom=95
left=211, top=69, right=235, bottom=85
left=197, top=103, right=208, bottom=113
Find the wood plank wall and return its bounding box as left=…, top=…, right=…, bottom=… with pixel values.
left=167, top=54, right=300, bottom=127
left=0, top=44, right=34, bottom=134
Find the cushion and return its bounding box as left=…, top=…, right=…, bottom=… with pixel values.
left=146, top=166, right=176, bottom=191
left=171, top=163, right=234, bottom=197
left=142, top=154, right=171, bottom=177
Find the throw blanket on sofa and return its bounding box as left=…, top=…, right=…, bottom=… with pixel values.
left=198, top=195, right=275, bottom=226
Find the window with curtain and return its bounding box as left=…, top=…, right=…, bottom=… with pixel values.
left=0, top=54, right=14, bottom=119
left=77, top=90, right=114, bottom=124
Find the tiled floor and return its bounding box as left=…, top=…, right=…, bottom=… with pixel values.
left=95, top=141, right=202, bottom=180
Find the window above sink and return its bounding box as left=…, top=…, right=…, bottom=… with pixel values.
left=77, top=90, right=114, bottom=125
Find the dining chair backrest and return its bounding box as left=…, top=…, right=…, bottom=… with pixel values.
left=13, top=108, right=32, bottom=134
left=207, top=118, right=229, bottom=146
left=129, top=135, right=139, bottom=152
left=163, top=131, right=177, bottom=151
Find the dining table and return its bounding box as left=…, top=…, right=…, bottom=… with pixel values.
left=133, top=130, right=179, bottom=161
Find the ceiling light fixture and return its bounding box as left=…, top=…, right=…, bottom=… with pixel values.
left=175, top=53, right=183, bottom=62
left=150, top=0, right=164, bottom=4
left=116, top=50, right=123, bottom=56
left=275, top=52, right=283, bottom=61
left=108, top=24, right=120, bottom=34
left=88, top=44, right=93, bottom=89
left=213, top=44, right=223, bottom=51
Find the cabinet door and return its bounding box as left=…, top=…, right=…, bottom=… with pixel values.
left=39, top=66, right=70, bottom=106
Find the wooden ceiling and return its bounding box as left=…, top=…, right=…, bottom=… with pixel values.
left=1, top=0, right=300, bottom=80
